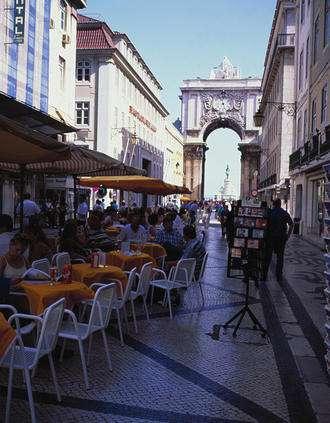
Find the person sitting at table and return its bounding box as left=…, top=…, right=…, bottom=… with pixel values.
left=155, top=214, right=183, bottom=261
left=23, top=222, right=53, bottom=262
left=120, top=214, right=148, bottom=243
left=87, top=212, right=116, bottom=251
left=182, top=225, right=206, bottom=279
left=0, top=234, right=29, bottom=289
left=0, top=214, right=14, bottom=257
left=148, top=213, right=160, bottom=240
left=59, top=220, right=90, bottom=262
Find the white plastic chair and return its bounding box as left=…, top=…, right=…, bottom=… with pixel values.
left=193, top=252, right=208, bottom=303
left=150, top=258, right=196, bottom=319
left=129, top=262, right=153, bottom=331
left=156, top=255, right=166, bottom=269
left=0, top=298, right=65, bottom=423
left=58, top=283, right=116, bottom=389
left=31, top=258, right=51, bottom=275
left=51, top=252, right=70, bottom=273
left=112, top=268, right=137, bottom=345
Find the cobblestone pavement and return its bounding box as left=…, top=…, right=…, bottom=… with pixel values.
left=1, top=223, right=330, bottom=423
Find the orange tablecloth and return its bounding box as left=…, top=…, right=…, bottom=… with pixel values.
left=0, top=312, right=16, bottom=358
left=20, top=282, right=94, bottom=315
left=72, top=263, right=127, bottom=295
left=105, top=226, right=121, bottom=237
left=106, top=251, right=156, bottom=271
left=131, top=243, right=166, bottom=260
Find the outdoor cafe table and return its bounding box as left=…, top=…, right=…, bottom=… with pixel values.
left=130, top=243, right=166, bottom=261
left=0, top=312, right=16, bottom=358
left=20, top=281, right=94, bottom=315
left=72, top=263, right=127, bottom=295
left=105, top=226, right=122, bottom=237
left=106, top=251, right=156, bottom=271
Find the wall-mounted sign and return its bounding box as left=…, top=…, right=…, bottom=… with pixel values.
left=13, top=0, right=26, bottom=44
left=129, top=106, right=157, bottom=133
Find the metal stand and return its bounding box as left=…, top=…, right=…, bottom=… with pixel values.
left=223, top=264, right=268, bottom=338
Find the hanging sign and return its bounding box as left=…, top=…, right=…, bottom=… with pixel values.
left=13, top=0, right=26, bottom=44
left=241, top=196, right=261, bottom=207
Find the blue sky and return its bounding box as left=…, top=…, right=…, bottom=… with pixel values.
left=85, top=0, right=276, bottom=196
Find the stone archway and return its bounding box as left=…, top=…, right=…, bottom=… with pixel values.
left=180, top=58, right=262, bottom=200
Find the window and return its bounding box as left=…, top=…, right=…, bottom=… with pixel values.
left=59, top=56, right=65, bottom=89
left=303, top=109, right=308, bottom=141
left=76, top=61, right=91, bottom=82
left=60, top=0, right=67, bottom=31
left=297, top=116, right=302, bottom=148
left=305, top=36, right=309, bottom=79
left=313, top=15, right=320, bottom=64
left=301, top=0, right=305, bottom=24
left=321, top=84, right=328, bottom=123
left=75, top=102, right=90, bottom=125
left=298, top=49, right=304, bottom=90
left=311, top=99, right=317, bottom=133
left=325, top=0, right=330, bottom=46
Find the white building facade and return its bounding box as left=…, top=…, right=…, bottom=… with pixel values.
left=256, top=0, right=296, bottom=207
left=290, top=0, right=330, bottom=243
left=163, top=119, right=184, bottom=207
left=75, top=15, right=175, bottom=207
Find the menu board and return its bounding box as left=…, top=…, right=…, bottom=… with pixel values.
left=227, top=205, right=268, bottom=278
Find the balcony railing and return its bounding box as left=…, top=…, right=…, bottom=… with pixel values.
left=289, top=128, right=330, bottom=171
left=277, top=33, right=295, bottom=48
left=259, top=173, right=277, bottom=190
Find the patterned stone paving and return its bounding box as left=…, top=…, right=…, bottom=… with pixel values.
left=1, top=223, right=329, bottom=422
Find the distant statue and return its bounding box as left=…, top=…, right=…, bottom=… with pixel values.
left=225, top=164, right=230, bottom=180
left=210, top=56, right=240, bottom=80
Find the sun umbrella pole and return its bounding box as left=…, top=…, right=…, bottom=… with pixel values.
left=19, top=165, right=26, bottom=231
left=73, top=175, right=78, bottom=219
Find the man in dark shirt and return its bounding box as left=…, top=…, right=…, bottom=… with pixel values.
left=265, top=198, right=293, bottom=282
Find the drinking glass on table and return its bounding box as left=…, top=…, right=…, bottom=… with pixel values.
left=49, top=266, right=57, bottom=286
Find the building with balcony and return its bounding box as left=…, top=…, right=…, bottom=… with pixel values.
left=75, top=14, right=170, bottom=206
left=289, top=0, right=330, bottom=243
left=255, top=0, right=296, bottom=207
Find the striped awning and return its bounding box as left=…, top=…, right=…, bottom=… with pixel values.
left=78, top=175, right=191, bottom=195
left=0, top=114, right=71, bottom=164
left=0, top=145, right=144, bottom=176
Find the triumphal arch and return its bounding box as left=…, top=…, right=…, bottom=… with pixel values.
left=180, top=57, right=262, bottom=200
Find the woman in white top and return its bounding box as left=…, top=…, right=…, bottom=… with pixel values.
left=0, top=235, right=28, bottom=286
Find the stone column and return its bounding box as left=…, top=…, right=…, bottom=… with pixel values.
left=183, top=143, right=205, bottom=201
left=238, top=143, right=261, bottom=197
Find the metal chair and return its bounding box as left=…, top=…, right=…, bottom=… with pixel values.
left=31, top=258, right=51, bottom=275
left=193, top=252, right=208, bottom=303
left=112, top=268, right=137, bottom=345
left=58, top=283, right=116, bottom=389
left=150, top=258, right=196, bottom=319
left=51, top=252, right=70, bottom=273
left=1, top=298, right=65, bottom=423
left=129, top=262, right=153, bottom=331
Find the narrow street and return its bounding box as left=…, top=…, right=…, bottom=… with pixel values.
left=2, top=223, right=329, bottom=423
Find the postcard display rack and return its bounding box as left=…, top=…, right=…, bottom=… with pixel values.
left=227, top=204, right=268, bottom=279
left=323, top=164, right=330, bottom=374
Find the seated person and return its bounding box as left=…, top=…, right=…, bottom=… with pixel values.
left=87, top=212, right=116, bottom=251
left=120, top=214, right=148, bottom=243
left=173, top=208, right=188, bottom=236
left=0, top=214, right=14, bottom=257
left=23, top=223, right=53, bottom=262
left=59, top=220, right=91, bottom=261
left=0, top=234, right=29, bottom=293
left=156, top=214, right=183, bottom=261
left=182, top=225, right=206, bottom=279
left=148, top=213, right=159, bottom=240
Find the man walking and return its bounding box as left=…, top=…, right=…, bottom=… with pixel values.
left=265, top=198, right=293, bottom=282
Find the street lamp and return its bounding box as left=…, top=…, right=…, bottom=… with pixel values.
left=254, top=101, right=296, bottom=127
